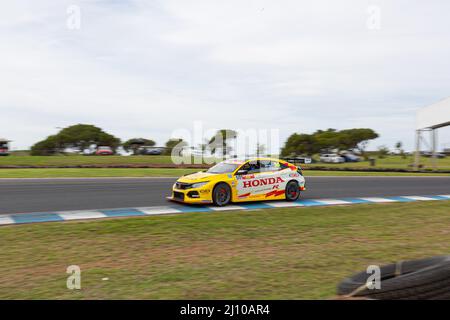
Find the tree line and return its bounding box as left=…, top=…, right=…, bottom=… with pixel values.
left=30, top=124, right=379, bottom=156
left=280, top=128, right=379, bottom=157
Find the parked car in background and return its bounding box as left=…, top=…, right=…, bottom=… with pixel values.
left=340, top=153, right=361, bottom=162
left=95, top=146, right=114, bottom=155
left=138, top=147, right=163, bottom=155
left=421, top=151, right=446, bottom=158
left=0, top=138, right=10, bottom=156
left=320, top=153, right=345, bottom=163
left=281, top=156, right=313, bottom=164
left=180, top=147, right=211, bottom=157
left=82, top=148, right=95, bottom=155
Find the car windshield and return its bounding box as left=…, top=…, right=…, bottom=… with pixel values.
left=207, top=162, right=240, bottom=174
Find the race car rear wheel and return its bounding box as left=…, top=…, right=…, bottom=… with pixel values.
left=212, top=183, right=231, bottom=206
left=285, top=180, right=300, bottom=201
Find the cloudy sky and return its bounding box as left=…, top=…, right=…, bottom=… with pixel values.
left=2, top=0, right=450, bottom=152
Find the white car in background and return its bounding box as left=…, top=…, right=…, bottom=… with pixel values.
left=320, top=153, right=345, bottom=163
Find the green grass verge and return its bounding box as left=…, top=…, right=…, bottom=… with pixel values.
left=0, top=201, right=449, bottom=299
left=1, top=155, right=450, bottom=170
left=0, top=155, right=197, bottom=166
left=0, top=168, right=201, bottom=178
left=0, top=168, right=447, bottom=178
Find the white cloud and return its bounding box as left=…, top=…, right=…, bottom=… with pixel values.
left=1, top=0, right=450, bottom=152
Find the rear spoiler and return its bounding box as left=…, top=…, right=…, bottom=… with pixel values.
left=281, top=157, right=312, bottom=165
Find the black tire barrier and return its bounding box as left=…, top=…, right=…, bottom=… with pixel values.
left=337, top=256, right=450, bottom=300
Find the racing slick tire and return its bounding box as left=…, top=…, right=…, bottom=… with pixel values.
left=285, top=180, right=300, bottom=201
left=212, top=182, right=231, bottom=207
left=337, top=256, right=450, bottom=300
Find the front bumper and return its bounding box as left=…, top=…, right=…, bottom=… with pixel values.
left=167, top=187, right=213, bottom=204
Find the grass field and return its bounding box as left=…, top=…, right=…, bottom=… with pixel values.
left=0, top=155, right=182, bottom=166
left=1, top=155, right=450, bottom=170
left=0, top=168, right=447, bottom=178
left=0, top=201, right=449, bottom=299
left=1, top=155, right=449, bottom=178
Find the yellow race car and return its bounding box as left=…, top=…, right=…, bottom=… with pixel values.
left=167, top=158, right=306, bottom=206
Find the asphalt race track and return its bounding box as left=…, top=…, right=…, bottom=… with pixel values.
left=0, top=176, right=449, bottom=215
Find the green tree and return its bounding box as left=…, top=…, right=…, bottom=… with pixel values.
left=208, top=129, right=238, bottom=156
left=30, top=135, right=60, bottom=155
left=314, top=129, right=342, bottom=151
left=164, top=138, right=188, bottom=156
left=123, top=138, right=156, bottom=155
left=281, top=128, right=379, bottom=157
left=30, top=124, right=121, bottom=155
left=56, top=124, right=120, bottom=150
left=377, top=145, right=390, bottom=159
left=338, top=128, right=379, bottom=155
left=281, top=133, right=317, bottom=156
left=395, top=141, right=406, bottom=159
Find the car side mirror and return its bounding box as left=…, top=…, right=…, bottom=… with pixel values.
left=236, top=169, right=248, bottom=175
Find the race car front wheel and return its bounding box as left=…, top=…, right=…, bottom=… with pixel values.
left=212, top=183, right=231, bottom=206
left=285, top=181, right=300, bottom=201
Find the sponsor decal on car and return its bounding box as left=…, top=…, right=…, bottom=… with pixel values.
left=265, top=190, right=285, bottom=197
left=238, top=192, right=251, bottom=198
left=243, top=177, right=285, bottom=188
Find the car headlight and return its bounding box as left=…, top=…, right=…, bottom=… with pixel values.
left=191, top=181, right=209, bottom=189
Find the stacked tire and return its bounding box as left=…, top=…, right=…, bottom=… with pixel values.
left=337, top=256, right=450, bottom=300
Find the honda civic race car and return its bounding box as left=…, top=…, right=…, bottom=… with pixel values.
left=167, top=158, right=306, bottom=206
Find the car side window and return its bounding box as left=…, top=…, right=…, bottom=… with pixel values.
left=279, top=162, right=289, bottom=170
left=272, top=161, right=282, bottom=171
left=235, top=162, right=259, bottom=174
left=260, top=160, right=281, bottom=172
left=244, top=161, right=261, bottom=174
left=236, top=163, right=250, bottom=174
